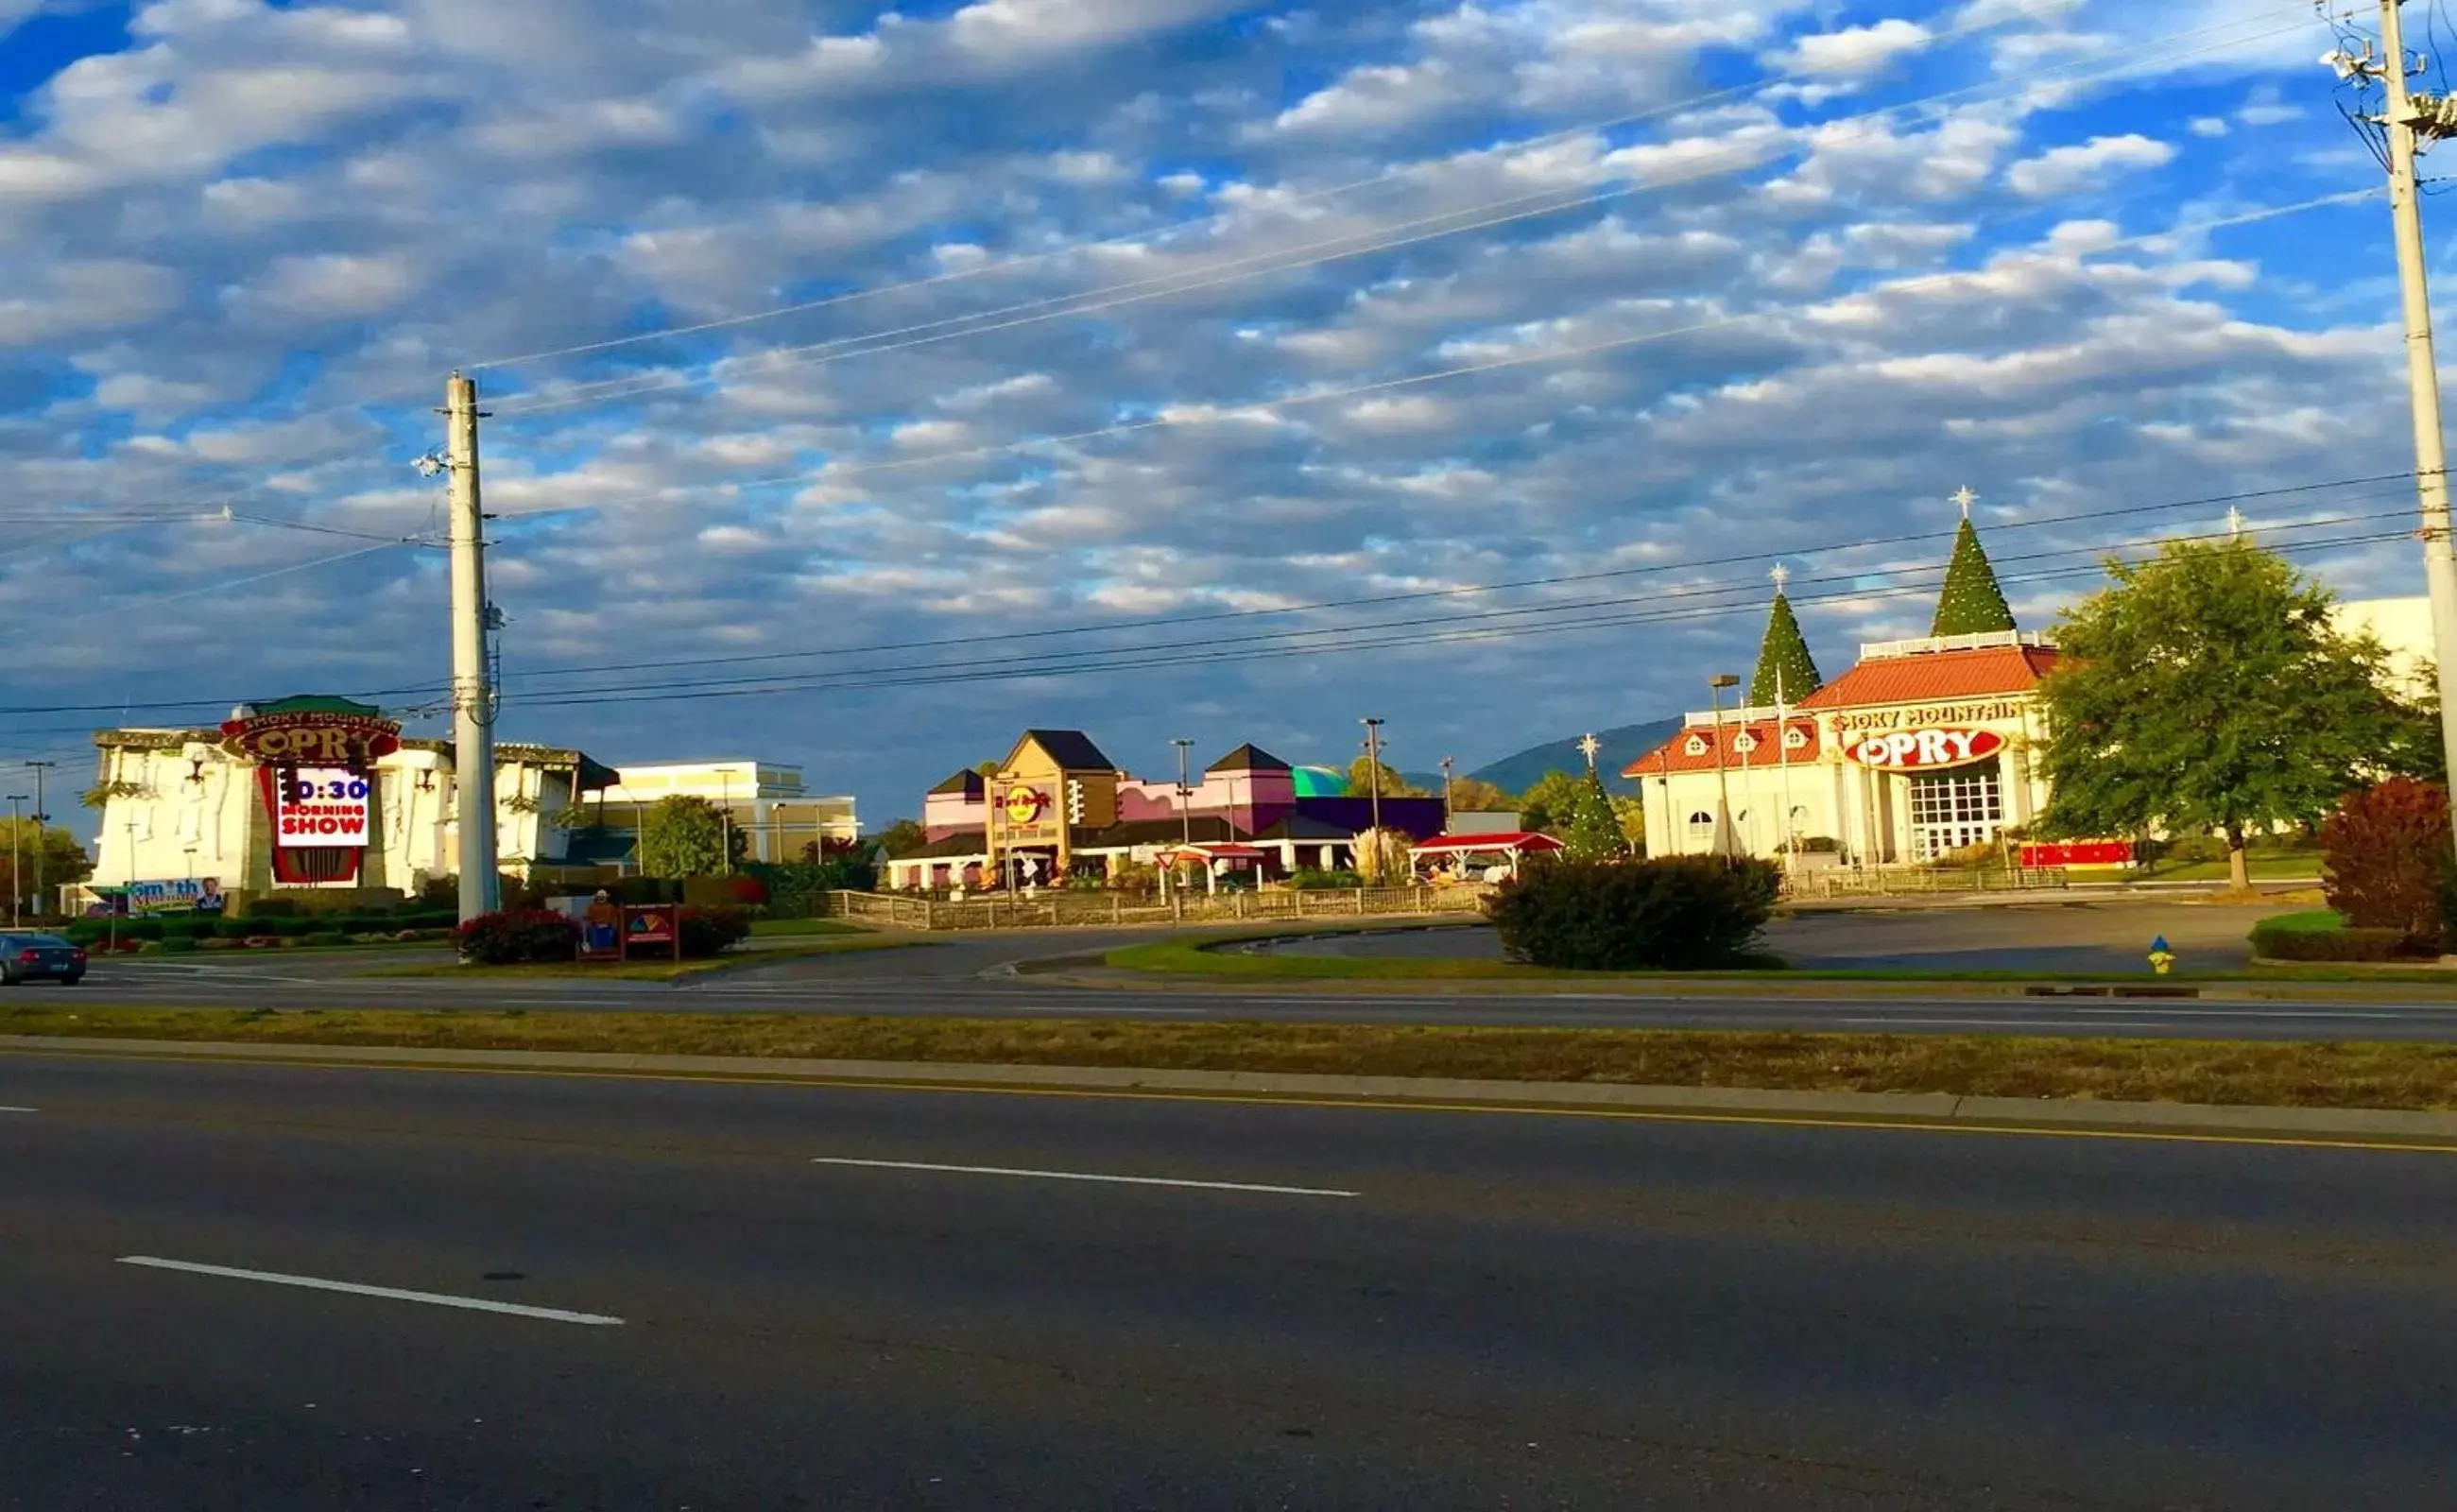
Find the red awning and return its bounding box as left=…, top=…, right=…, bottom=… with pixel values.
left=1410, top=832, right=1565, bottom=856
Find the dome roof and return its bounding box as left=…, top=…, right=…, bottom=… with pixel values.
left=1290, top=765, right=1349, bottom=799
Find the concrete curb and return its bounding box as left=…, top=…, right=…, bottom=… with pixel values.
left=9, top=1033, right=2457, bottom=1143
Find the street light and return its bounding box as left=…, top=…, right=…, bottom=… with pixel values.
left=4, top=795, right=24, bottom=927
left=1360, top=717, right=1386, bottom=836
left=1708, top=676, right=1740, bottom=864
left=1172, top=738, right=1195, bottom=848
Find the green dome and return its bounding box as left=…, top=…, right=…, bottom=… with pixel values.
left=1291, top=765, right=1349, bottom=799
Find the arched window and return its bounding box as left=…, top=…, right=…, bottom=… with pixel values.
left=1687, top=810, right=1714, bottom=845
left=1732, top=732, right=1760, bottom=755
left=1683, top=734, right=1709, bottom=756
left=1783, top=728, right=1810, bottom=751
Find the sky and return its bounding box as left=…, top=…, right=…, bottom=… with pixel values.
left=0, top=0, right=2440, bottom=827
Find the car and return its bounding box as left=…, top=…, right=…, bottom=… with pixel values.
left=0, top=933, right=86, bottom=986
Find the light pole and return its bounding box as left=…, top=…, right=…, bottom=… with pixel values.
left=1360, top=717, right=1386, bottom=835
left=5, top=795, right=25, bottom=927
left=1708, top=675, right=1740, bottom=863
left=1440, top=755, right=1456, bottom=821
left=27, top=760, right=52, bottom=919
left=1172, top=738, right=1194, bottom=848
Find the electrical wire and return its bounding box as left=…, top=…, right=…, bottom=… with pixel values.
left=488, top=6, right=2325, bottom=422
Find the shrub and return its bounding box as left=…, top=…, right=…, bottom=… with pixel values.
left=303, top=930, right=349, bottom=948
left=678, top=906, right=752, bottom=959
left=1794, top=836, right=1840, bottom=855
left=1290, top=868, right=1365, bottom=890
left=1484, top=856, right=1779, bottom=971
left=454, top=909, right=579, bottom=965
left=2251, top=924, right=2416, bottom=963
left=2321, top=779, right=2451, bottom=950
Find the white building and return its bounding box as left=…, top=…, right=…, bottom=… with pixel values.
left=586, top=759, right=859, bottom=862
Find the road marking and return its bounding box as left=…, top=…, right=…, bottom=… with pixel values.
left=814, top=1157, right=1358, bottom=1197
left=115, top=1257, right=625, bottom=1326
left=0, top=1106, right=33, bottom=1113
left=14, top=1043, right=2457, bottom=1157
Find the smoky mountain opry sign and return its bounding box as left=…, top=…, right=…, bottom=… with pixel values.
left=1844, top=728, right=2005, bottom=771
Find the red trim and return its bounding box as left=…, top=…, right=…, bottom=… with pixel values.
left=1623, top=719, right=1820, bottom=778
left=1795, top=646, right=2059, bottom=711
left=1410, top=832, right=1565, bottom=854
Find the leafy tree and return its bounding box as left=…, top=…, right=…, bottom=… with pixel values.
left=0, top=819, right=93, bottom=916
left=871, top=817, right=928, bottom=859
left=1444, top=776, right=1514, bottom=814
left=973, top=759, right=1001, bottom=778
left=1749, top=592, right=1823, bottom=706
left=1931, top=517, right=2017, bottom=637
left=637, top=796, right=730, bottom=878
left=1610, top=794, right=1647, bottom=850
left=1559, top=771, right=1630, bottom=861
left=1519, top=769, right=1589, bottom=834
left=2035, top=537, right=2407, bottom=891
left=2320, top=779, right=2450, bottom=949
left=1346, top=756, right=1423, bottom=799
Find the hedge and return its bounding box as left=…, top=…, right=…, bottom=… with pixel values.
left=1485, top=856, right=1779, bottom=971
left=2250, top=924, right=2419, bottom=963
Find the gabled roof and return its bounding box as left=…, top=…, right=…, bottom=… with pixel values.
left=929, top=769, right=987, bottom=797
left=1015, top=729, right=1115, bottom=772
left=1624, top=718, right=1821, bottom=778
left=1795, top=645, right=2059, bottom=711
left=1207, top=743, right=1290, bottom=774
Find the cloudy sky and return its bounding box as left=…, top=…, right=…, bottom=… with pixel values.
left=0, top=0, right=2434, bottom=823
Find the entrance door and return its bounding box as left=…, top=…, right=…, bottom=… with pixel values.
left=1907, top=768, right=2002, bottom=860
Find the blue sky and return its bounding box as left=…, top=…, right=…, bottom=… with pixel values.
left=0, top=0, right=2435, bottom=824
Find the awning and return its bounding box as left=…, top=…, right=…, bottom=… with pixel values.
left=1410, top=832, right=1566, bottom=856
left=1158, top=843, right=1270, bottom=863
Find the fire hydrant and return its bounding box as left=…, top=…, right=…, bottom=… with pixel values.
left=2148, top=935, right=2175, bottom=976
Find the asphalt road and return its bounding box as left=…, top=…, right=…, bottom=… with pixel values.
left=3, top=1049, right=2453, bottom=1508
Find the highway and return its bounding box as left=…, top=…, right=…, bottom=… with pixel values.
left=4, top=1049, right=2455, bottom=1507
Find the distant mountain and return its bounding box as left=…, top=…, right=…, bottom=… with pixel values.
left=1468, top=718, right=1683, bottom=798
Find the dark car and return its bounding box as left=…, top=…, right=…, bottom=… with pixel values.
left=0, top=933, right=86, bottom=986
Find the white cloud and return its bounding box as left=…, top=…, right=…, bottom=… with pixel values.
left=2004, top=133, right=2177, bottom=197
left=2189, top=116, right=2229, bottom=138
left=1765, top=19, right=1932, bottom=77
left=223, top=253, right=418, bottom=321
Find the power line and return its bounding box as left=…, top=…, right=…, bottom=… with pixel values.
left=489, top=7, right=2325, bottom=422
left=494, top=187, right=2380, bottom=524
left=462, top=0, right=2083, bottom=378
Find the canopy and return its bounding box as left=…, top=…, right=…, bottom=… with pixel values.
left=1158, top=842, right=1269, bottom=863
left=1410, top=832, right=1565, bottom=857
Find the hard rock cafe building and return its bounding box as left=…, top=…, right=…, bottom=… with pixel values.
left=1627, top=630, right=2060, bottom=866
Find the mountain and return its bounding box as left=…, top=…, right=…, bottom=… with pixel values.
left=1468, top=718, right=1683, bottom=798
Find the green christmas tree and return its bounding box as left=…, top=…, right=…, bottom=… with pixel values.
left=1560, top=771, right=1630, bottom=862
left=1931, top=517, right=2017, bottom=637
left=1748, top=588, right=1822, bottom=707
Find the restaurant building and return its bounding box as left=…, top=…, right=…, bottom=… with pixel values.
left=886, top=730, right=1451, bottom=890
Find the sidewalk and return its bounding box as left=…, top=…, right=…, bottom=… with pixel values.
left=9, top=1034, right=2457, bottom=1147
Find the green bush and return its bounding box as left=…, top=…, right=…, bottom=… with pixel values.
left=303, top=930, right=349, bottom=948
left=2251, top=924, right=2418, bottom=963
left=1484, top=857, right=1779, bottom=971
left=678, top=906, right=752, bottom=959
left=454, top=909, right=579, bottom=965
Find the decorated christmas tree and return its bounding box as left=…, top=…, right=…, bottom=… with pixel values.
left=1561, top=771, right=1630, bottom=861
left=1931, top=516, right=2018, bottom=637
left=1749, top=578, right=1822, bottom=707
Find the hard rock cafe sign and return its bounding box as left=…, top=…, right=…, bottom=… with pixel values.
left=1002, top=785, right=1051, bottom=826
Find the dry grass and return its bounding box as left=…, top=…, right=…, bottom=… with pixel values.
left=7, top=1007, right=2457, bottom=1110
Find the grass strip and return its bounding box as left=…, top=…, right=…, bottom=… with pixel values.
left=9, top=1007, right=2457, bottom=1110
left=746, top=918, right=868, bottom=937
left=361, top=936, right=918, bottom=981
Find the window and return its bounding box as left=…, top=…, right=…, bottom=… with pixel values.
left=1783, top=728, right=1810, bottom=751
left=1683, top=735, right=1709, bottom=756
left=1908, top=769, right=2004, bottom=859
left=1687, top=810, right=1715, bottom=846
left=1732, top=733, right=1759, bottom=755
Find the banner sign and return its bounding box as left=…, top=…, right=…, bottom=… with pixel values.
left=220, top=710, right=402, bottom=764
left=273, top=766, right=372, bottom=848
left=1845, top=728, right=2005, bottom=771
left=2021, top=841, right=2134, bottom=868
left=624, top=903, right=680, bottom=958
left=127, top=877, right=224, bottom=914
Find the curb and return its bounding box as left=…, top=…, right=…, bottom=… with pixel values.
left=9, top=1034, right=2457, bottom=1144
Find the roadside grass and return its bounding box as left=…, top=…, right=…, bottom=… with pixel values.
left=11, top=1007, right=2457, bottom=1109
left=2254, top=909, right=2346, bottom=936
left=2135, top=850, right=2326, bottom=883
left=747, top=918, right=868, bottom=937
left=359, top=936, right=918, bottom=981
left=1103, top=936, right=2457, bottom=988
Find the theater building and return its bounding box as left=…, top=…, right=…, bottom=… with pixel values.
left=1629, top=511, right=2062, bottom=866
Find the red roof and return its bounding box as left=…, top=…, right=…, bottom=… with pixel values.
left=1795, top=645, right=2060, bottom=711
left=1624, top=718, right=1820, bottom=779
left=1411, top=832, right=1565, bottom=854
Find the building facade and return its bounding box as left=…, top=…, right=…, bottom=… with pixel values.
left=588, top=760, right=860, bottom=863
left=890, top=730, right=1449, bottom=890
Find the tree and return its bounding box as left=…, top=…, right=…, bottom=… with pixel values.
left=0, top=819, right=93, bottom=916
left=871, top=818, right=928, bottom=859
left=1931, top=517, right=2017, bottom=637
left=1346, top=756, right=1423, bottom=799
left=637, top=796, right=730, bottom=878
left=1559, top=771, right=1630, bottom=861
left=1444, top=776, right=1513, bottom=814
left=2319, top=780, right=2449, bottom=949
left=1351, top=827, right=1415, bottom=885
left=1519, top=769, right=1590, bottom=834
left=1749, top=592, right=1823, bottom=706
left=2035, top=537, right=2405, bottom=891
left=1610, top=794, right=1647, bottom=850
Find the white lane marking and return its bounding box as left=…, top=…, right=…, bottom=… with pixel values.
left=814, top=1157, right=1357, bottom=1198
left=115, top=1257, right=624, bottom=1326
left=0, top=1106, right=34, bottom=1113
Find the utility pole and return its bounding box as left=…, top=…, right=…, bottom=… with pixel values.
left=2337, top=4, right=2457, bottom=856
left=6, top=794, right=25, bottom=926
left=26, top=761, right=50, bottom=919
left=1360, top=717, right=1386, bottom=835
left=1173, top=738, right=1194, bottom=848
left=444, top=372, right=500, bottom=921
left=1709, top=675, right=1740, bottom=863
left=1440, top=755, right=1455, bottom=819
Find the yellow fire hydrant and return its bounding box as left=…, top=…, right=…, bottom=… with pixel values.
left=2148, top=935, right=2175, bottom=976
